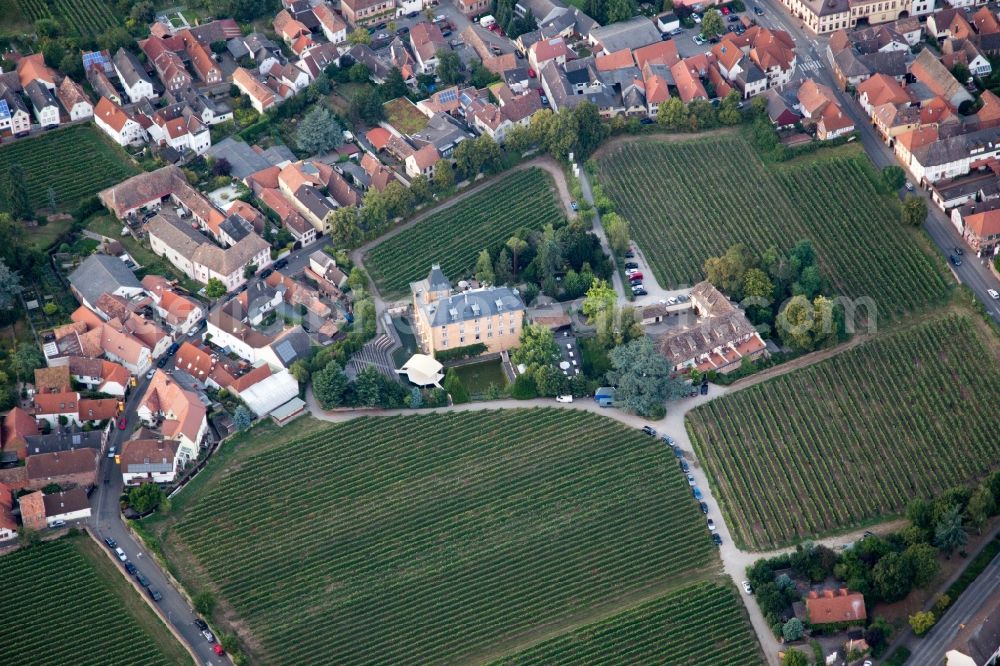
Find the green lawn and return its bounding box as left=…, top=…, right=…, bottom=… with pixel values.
left=451, top=358, right=507, bottom=394
left=383, top=96, right=430, bottom=134
left=0, top=125, right=138, bottom=212
left=165, top=409, right=721, bottom=664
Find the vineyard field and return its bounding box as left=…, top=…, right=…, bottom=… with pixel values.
left=0, top=537, right=185, bottom=665
left=687, top=315, right=1000, bottom=550
left=493, top=580, right=763, bottom=665
left=598, top=136, right=950, bottom=321
left=170, top=409, right=717, bottom=664
left=0, top=125, right=137, bottom=211
left=365, top=168, right=564, bottom=296
left=17, top=0, right=119, bottom=36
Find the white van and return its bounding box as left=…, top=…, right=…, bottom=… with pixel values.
left=480, top=15, right=496, bottom=28
left=555, top=395, right=573, bottom=403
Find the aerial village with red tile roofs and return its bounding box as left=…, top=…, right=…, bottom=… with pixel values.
left=0, top=0, right=998, bottom=663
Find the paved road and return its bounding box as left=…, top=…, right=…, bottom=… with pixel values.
left=88, top=373, right=223, bottom=666
left=907, top=550, right=1000, bottom=664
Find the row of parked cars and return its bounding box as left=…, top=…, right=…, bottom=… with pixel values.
left=106, top=537, right=163, bottom=602
left=639, top=426, right=722, bottom=546
left=624, top=248, right=648, bottom=296
left=105, top=536, right=225, bottom=653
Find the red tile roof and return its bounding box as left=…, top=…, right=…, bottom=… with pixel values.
left=78, top=398, right=119, bottom=421
left=94, top=96, right=132, bottom=132
left=806, top=589, right=867, bottom=625
left=33, top=391, right=80, bottom=416
left=634, top=40, right=680, bottom=68
left=596, top=48, right=635, bottom=71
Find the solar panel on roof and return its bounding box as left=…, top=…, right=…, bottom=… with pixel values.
left=459, top=93, right=472, bottom=105
left=274, top=339, right=295, bottom=362
left=0, top=100, right=9, bottom=121
left=439, top=89, right=458, bottom=103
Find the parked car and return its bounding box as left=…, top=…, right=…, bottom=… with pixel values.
left=117, top=416, right=127, bottom=430
left=727, top=14, right=740, bottom=22
left=555, top=395, right=573, bottom=403
left=136, top=573, right=150, bottom=587
left=624, top=261, right=639, bottom=269
left=115, top=547, right=127, bottom=562
left=540, top=94, right=549, bottom=106
left=105, top=537, right=117, bottom=549
left=625, top=269, right=643, bottom=279
left=661, top=434, right=673, bottom=444
left=687, top=473, right=696, bottom=486
left=194, top=619, right=209, bottom=631
left=693, top=487, right=703, bottom=500
left=954, top=246, right=964, bottom=255
left=147, top=588, right=163, bottom=602
left=742, top=580, right=753, bottom=594
left=699, top=501, right=709, bottom=514
left=202, top=629, right=216, bottom=643
left=679, top=459, right=689, bottom=472
left=905, top=181, right=914, bottom=191
left=259, top=268, right=273, bottom=279
left=633, top=287, right=648, bottom=296
left=700, top=383, right=708, bottom=396
left=274, top=258, right=289, bottom=270
left=692, top=34, right=706, bottom=44
left=214, top=644, right=225, bottom=656
left=707, top=518, right=716, bottom=531
left=672, top=445, right=683, bottom=459
left=692, top=12, right=702, bottom=23
left=624, top=250, right=635, bottom=258
left=146, top=369, right=155, bottom=379
left=950, top=254, right=963, bottom=266
left=753, top=5, right=764, bottom=14
left=107, top=446, right=116, bottom=459
left=124, top=561, right=137, bottom=575
left=720, top=5, right=730, bottom=13
left=629, top=279, right=643, bottom=287
left=156, top=356, right=168, bottom=368
left=712, top=533, right=723, bottom=545
left=988, top=289, right=1000, bottom=299
left=641, top=425, right=656, bottom=436
left=50, top=519, right=66, bottom=528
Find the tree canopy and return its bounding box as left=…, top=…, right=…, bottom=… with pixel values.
left=607, top=337, right=686, bottom=417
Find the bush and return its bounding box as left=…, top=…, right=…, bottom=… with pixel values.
left=909, top=610, right=936, bottom=636
left=193, top=591, right=216, bottom=617
left=442, top=368, right=470, bottom=404
left=782, top=617, right=805, bottom=641
left=510, top=373, right=538, bottom=399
